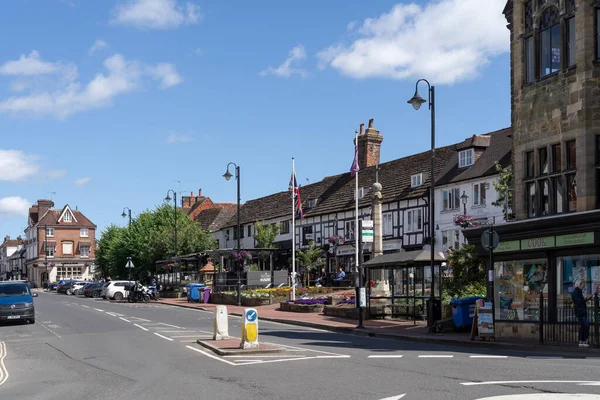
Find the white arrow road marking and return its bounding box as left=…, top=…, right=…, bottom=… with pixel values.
left=0, top=342, right=9, bottom=386
left=378, top=394, right=406, bottom=400
left=462, top=380, right=600, bottom=386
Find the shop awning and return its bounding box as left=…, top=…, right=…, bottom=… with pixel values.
left=363, top=249, right=446, bottom=268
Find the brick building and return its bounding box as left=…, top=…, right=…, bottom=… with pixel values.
left=24, top=199, right=97, bottom=285
left=0, top=236, right=24, bottom=280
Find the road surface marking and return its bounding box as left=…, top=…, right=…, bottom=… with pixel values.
left=223, top=355, right=307, bottom=358
left=461, top=380, right=600, bottom=386
left=368, top=355, right=403, bottom=358
left=154, top=333, right=174, bottom=341
left=47, top=324, right=60, bottom=329
left=475, top=395, right=600, bottom=399
left=0, top=342, right=9, bottom=386
left=185, top=345, right=237, bottom=366
left=119, top=317, right=131, bottom=322
left=93, top=308, right=104, bottom=312
left=171, top=335, right=206, bottom=338
left=179, top=340, right=199, bottom=343
left=378, top=395, right=406, bottom=400
left=134, top=324, right=149, bottom=331
left=80, top=305, right=90, bottom=308
left=40, top=324, right=61, bottom=338
left=130, top=317, right=152, bottom=322
left=316, top=355, right=351, bottom=359
left=271, top=343, right=348, bottom=356
left=158, top=323, right=184, bottom=329
left=418, top=355, right=454, bottom=358
left=105, top=312, right=119, bottom=317
left=469, top=355, right=508, bottom=359
left=526, top=356, right=563, bottom=359
left=156, top=330, right=197, bottom=334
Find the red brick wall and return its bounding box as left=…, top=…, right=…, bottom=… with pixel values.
left=37, top=226, right=96, bottom=260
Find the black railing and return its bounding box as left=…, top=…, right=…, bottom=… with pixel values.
left=539, top=293, right=600, bottom=348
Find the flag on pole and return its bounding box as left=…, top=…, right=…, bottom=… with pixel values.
left=350, top=139, right=360, bottom=177
left=289, top=172, right=304, bottom=220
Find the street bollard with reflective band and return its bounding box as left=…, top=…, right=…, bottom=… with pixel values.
left=240, top=308, right=259, bottom=349
left=213, top=305, right=229, bottom=340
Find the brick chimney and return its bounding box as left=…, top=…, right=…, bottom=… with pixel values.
left=357, top=118, right=383, bottom=169
left=36, top=199, right=54, bottom=218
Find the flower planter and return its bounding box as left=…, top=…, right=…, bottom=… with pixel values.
left=242, top=297, right=271, bottom=307
left=209, top=292, right=238, bottom=305
left=323, top=305, right=359, bottom=319
left=279, top=302, right=325, bottom=313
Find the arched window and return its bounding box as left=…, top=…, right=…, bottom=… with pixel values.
left=539, top=6, right=561, bottom=77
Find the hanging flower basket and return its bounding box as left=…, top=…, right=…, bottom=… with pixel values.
left=327, top=235, right=345, bottom=247
left=229, top=250, right=252, bottom=262
left=453, top=214, right=475, bottom=228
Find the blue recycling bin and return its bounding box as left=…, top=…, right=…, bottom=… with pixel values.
left=186, top=283, right=206, bottom=302
left=450, top=296, right=484, bottom=328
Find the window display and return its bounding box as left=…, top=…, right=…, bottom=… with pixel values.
left=556, top=255, right=600, bottom=309
left=495, top=258, right=547, bottom=321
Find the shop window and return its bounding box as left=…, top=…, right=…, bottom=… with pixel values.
left=495, top=259, right=548, bottom=321
left=473, top=183, right=486, bottom=205
left=383, top=213, right=393, bottom=236
left=552, top=176, right=564, bottom=213
left=526, top=151, right=534, bottom=178
left=567, top=173, right=577, bottom=211
left=539, top=6, right=561, bottom=77
left=442, top=188, right=460, bottom=211
left=556, top=255, right=600, bottom=312
left=406, top=209, right=422, bottom=232
left=538, top=147, right=548, bottom=175
left=566, top=17, right=576, bottom=67
left=526, top=182, right=536, bottom=217
left=566, top=140, right=576, bottom=169
left=552, top=143, right=561, bottom=172
left=541, top=179, right=549, bottom=215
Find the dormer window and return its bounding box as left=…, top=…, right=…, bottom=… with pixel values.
left=63, top=212, right=72, bottom=222
left=307, top=198, right=318, bottom=208
left=410, top=173, right=423, bottom=188
left=459, top=149, right=474, bottom=167
left=353, top=188, right=369, bottom=199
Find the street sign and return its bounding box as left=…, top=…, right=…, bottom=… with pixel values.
left=125, top=259, right=134, bottom=269
left=481, top=230, right=500, bottom=251
left=245, top=309, right=257, bottom=322
left=362, top=220, right=374, bottom=243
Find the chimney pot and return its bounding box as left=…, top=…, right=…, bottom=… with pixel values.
left=368, top=118, right=374, bottom=128
left=191, top=191, right=195, bottom=197
left=198, top=188, right=203, bottom=197
left=360, top=123, right=365, bottom=135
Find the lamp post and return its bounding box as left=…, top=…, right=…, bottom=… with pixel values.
left=407, top=78, right=437, bottom=333
left=223, top=162, right=242, bottom=307
left=461, top=191, right=469, bottom=216
left=121, top=207, right=132, bottom=226
left=165, top=190, right=178, bottom=287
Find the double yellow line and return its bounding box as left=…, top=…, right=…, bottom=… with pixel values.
left=0, top=341, right=8, bottom=386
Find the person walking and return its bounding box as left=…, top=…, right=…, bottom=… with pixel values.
left=571, top=279, right=593, bottom=348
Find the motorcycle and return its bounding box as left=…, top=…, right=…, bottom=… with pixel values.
left=127, top=286, right=150, bottom=303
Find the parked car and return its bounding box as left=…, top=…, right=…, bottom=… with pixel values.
left=56, top=280, right=73, bottom=293
left=83, top=283, right=104, bottom=298
left=70, top=282, right=89, bottom=295
left=0, top=281, right=37, bottom=324
left=57, top=281, right=83, bottom=295
left=101, top=281, right=134, bottom=300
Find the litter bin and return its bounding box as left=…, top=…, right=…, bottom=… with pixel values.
left=426, top=298, right=442, bottom=323
left=450, top=296, right=484, bottom=328
left=186, top=283, right=206, bottom=302
left=200, top=287, right=211, bottom=303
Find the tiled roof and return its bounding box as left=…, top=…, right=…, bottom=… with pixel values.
left=37, top=208, right=96, bottom=228
left=456, top=134, right=491, bottom=150
left=1, top=239, right=22, bottom=247
left=197, top=204, right=238, bottom=231
left=182, top=197, right=208, bottom=215
left=437, top=128, right=512, bottom=185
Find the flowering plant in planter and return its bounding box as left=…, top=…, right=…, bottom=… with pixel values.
left=327, top=235, right=345, bottom=247
left=453, top=214, right=475, bottom=228
left=287, top=298, right=328, bottom=305
left=229, top=250, right=252, bottom=262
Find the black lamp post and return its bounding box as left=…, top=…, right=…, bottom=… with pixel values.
left=165, top=190, right=178, bottom=287
left=223, top=162, right=242, bottom=307
left=408, top=78, right=437, bottom=333
left=461, top=191, right=469, bottom=216
left=121, top=207, right=132, bottom=226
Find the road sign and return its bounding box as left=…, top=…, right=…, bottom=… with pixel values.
left=362, top=220, right=374, bottom=243
left=481, top=230, right=500, bottom=251
left=125, top=259, right=134, bottom=269
left=241, top=308, right=259, bottom=349
left=245, top=309, right=257, bottom=322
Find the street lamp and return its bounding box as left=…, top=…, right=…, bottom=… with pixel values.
left=121, top=207, right=132, bottom=226
left=461, top=191, right=469, bottom=216
left=407, top=78, right=437, bottom=333
left=223, top=162, right=242, bottom=307
left=165, top=190, right=178, bottom=287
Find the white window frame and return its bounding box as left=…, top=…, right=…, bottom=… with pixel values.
left=47, top=227, right=54, bottom=237
left=410, top=173, right=423, bottom=188
left=459, top=149, right=474, bottom=167
left=442, top=188, right=460, bottom=211
left=344, top=220, right=355, bottom=240
left=406, top=209, right=422, bottom=232
left=63, top=212, right=72, bottom=222
left=62, top=241, right=73, bottom=255
left=46, top=245, right=55, bottom=258
left=80, top=228, right=89, bottom=238
left=80, top=245, right=90, bottom=258
left=307, top=198, right=317, bottom=208
left=383, top=213, right=393, bottom=236
left=473, top=182, right=487, bottom=206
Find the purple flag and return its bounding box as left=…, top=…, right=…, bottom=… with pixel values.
left=350, top=142, right=359, bottom=177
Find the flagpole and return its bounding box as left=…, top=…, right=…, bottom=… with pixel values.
left=291, top=157, right=296, bottom=301
left=354, top=130, right=359, bottom=282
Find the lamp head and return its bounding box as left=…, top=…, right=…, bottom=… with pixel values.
left=223, top=169, right=233, bottom=181
left=165, top=193, right=172, bottom=202
left=407, top=90, right=426, bottom=110
left=461, top=191, right=469, bottom=205
left=121, top=212, right=127, bottom=218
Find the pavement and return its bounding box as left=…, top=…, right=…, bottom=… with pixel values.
left=157, top=296, right=600, bottom=356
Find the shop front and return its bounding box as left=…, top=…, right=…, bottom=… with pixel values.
left=464, top=212, right=600, bottom=342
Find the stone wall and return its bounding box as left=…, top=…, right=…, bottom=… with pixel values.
left=496, top=321, right=539, bottom=340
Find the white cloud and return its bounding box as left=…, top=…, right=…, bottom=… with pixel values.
left=89, top=39, right=109, bottom=55
left=167, top=132, right=192, bottom=143
left=9, top=81, right=29, bottom=92
left=0, top=52, right=183, bottom=119
left=0, top=50, right=77, bottom=80
left=317, top=0, right=509, bottom=84
left=0, top=150, right=40, bottom=182
left=75, top=176, right=91, bottom=186
left=147, top=63, right=183, bottom=88
left=194, top=48, right=202, bottom=56
left=0, top=196, right=30, bottom=217
left=46, top=169, right=67, bottom=180
left=260, top=45, right=307, bottom=78
left=113, top=0, right=201, bottom=30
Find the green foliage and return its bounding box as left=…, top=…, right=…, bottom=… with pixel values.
left=491, top=161, right=515, bottom=221
left=95, top=204, right=216, bottom=279
left=253, top=220, right=279, bottom=249
left=247, top=263, right=259, bottom=272
left=296, top=240, right=325, bottom=287
left=443, top=244, right=486, bottom=300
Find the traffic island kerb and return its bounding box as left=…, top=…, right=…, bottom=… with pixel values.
left=196, top=339, right=287, bottom=356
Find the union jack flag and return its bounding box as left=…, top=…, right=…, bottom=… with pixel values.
left=289, top=172, right=304, bottom=220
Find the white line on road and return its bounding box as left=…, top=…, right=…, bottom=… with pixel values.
left=378, top=395, right=406, bottom=400
left=526, top=356, right=563, bottom=359
left=179, top=340, right=199, bottom=343
left=185, top=345, right=237, bottom=366
left=156, top=330, right=197, bottom=333
left=461, top=380, right=599, bottom=386
left=316, top=355, right=351, bottom=359
left=469, top=355, right=509, bottom=359
left=40, top=324, right=61, bottom=338
left=119, top=317, right=131, bottom=322
left=222, top=355, right=307, bottom=358
left=80, top=305, right=90, bottom=309
left=154, top=333, right=174, bottom=341
left=158, top=323, right=184, bottom=329
left=418, top=355, right=454, bottom=358
left=130, top=317, right=151, bottom=322
left=105, top=312, right=119, bottom=317
left=171, top=335, right=206, bottom=338
left=0, top=342, right=9, bottom=386
left=93, top=308, right=104, bottom=312
left=134, top=324, right=149, bottom=331
left=368, top=355, right=404, bottom=358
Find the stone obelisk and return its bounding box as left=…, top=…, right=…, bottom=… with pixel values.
left=371, top=165, right=390, bottom=294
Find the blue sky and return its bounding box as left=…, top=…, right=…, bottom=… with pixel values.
left=0, top=0, right=511, bottom=238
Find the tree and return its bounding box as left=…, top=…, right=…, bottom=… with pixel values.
left=253, top=220, right=279, bottom=249
left=491, top=161, right=515, bottom=221
left=444, top=244, right=486, bottom=299
left=295, top=240, right=325, bottom=287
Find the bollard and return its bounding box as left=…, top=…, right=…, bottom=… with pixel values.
left=213, top=305, right=229, bottom=340
left=240, top=308, right=259, bottom=349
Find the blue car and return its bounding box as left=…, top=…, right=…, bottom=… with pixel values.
left=0, top=281, right=37, bottom=324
